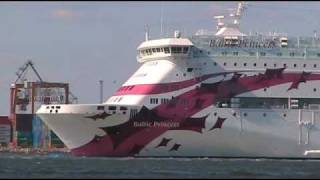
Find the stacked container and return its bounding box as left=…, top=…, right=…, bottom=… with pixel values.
left=10, top=81, right=69, bottom=150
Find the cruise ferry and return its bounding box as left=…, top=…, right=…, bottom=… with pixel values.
left=37, top=2, right=320, bottom=158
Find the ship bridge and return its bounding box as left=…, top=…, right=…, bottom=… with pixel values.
left=136, top=32, right=194, bottom=63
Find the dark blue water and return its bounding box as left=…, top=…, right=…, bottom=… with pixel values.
left=1, top=153, right=320, bottom=178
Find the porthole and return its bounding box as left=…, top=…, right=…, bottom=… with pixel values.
left=263, top=113, right=266, bottom=117
left=176, top=74, right=179, bottom=76
left=314, top=64, right=317, bottom=68
left=224, top=62, right=227, bottom=66
left=274, top=64, right=277, bottom=67
left=253, top=63, right=257, bottom=67
left=243, top=113, right=247, bottom=117
left=283, top=64, right=287, bottom=68
left=294, top=64, right=297, bottom=68
left=244, top=63, right=247, bottom=67
left=213, top=62, right=217, bottom=66
left=55, top=110, right=58, bottom=113
left=233, top=112, right=236, bottom=117
left=303, top=64, right=306, bottom=68
left=314, top=88, right=317, bottom=92
left=234, top=62, right=237, bottom=66
left=183, top=73, right=186, bottom=77
left=283, top=113, right=287, bottom=117
left=264, top=63, right=267, bottom=67
left=214, top=112, right=217, bottom=116
left=264, top=88, right=267, bottom=92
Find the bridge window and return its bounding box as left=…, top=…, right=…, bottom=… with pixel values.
left=147, top=49, right=152, bottom=55
left=183, top=47, right=189, bottom=54
left=108, top=106, right=116, bottom=111
left=171, top=47, right=182, bottom=53
left=97, top=106, right=104, bottom=110
left=164, top=47, right=170, bottom=54
left=290, top=52, right=295, bottom=57
left=277, top=52, right=282, bottom=56
left=120, top=106, right=128, bottom=111
left=233, top=52, right=239, bottom=56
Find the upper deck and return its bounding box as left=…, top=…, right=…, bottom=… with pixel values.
left=190, top=34, right=320, bottom=60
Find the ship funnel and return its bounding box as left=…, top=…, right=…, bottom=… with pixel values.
left=174, top=30, right=181, bottom=38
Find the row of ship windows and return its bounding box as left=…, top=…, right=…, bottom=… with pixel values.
left=140, top=46, right=189, bottom=56
left=118, top=86, right=135, bottom=92
left=261, top=88, right=317, bottom=92
left=199, top=50, right=320, bottom=57
left=213, top=112, right=289, bottom=118
left=150, top=98, right=189, bottom=105
left=214, top=62, right=318, bottom=68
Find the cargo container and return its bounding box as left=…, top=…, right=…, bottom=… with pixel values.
left=0, top=116, right=11, bottom=146
left=10, top=82, right=69, bottom=149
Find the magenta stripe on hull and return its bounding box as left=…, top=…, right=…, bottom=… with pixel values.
left=72, top=70, right=320, bottom=157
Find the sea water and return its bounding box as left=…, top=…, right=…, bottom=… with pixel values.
left=0, top=153, right=320, bottom=178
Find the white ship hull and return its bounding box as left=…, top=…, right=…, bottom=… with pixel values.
left=37, top=105, right=320, bottom=158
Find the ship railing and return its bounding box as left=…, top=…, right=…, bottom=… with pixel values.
left=192, top=35, right=320, bottom=49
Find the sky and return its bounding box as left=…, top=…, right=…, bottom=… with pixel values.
left=0, top=1, right=320, bottom=115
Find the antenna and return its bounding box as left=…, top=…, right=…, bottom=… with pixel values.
left=99, top=80, right=104, bottom=103
left=145, top=25, right=149, bottom=41
left=160, top=1, right=164, bottom=37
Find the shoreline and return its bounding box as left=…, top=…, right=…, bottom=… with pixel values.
left=0, top=147, right=70, bottom=156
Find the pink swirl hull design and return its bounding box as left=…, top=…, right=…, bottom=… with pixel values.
left=71, top=69, right=320, bottom=157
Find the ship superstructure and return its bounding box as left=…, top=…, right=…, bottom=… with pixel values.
left=37, top=2, right=320, bottom=158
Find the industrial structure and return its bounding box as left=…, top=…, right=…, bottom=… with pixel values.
left=9, top=60, right=77, bottom=151
left=0, top=116, right=11, bottom=147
